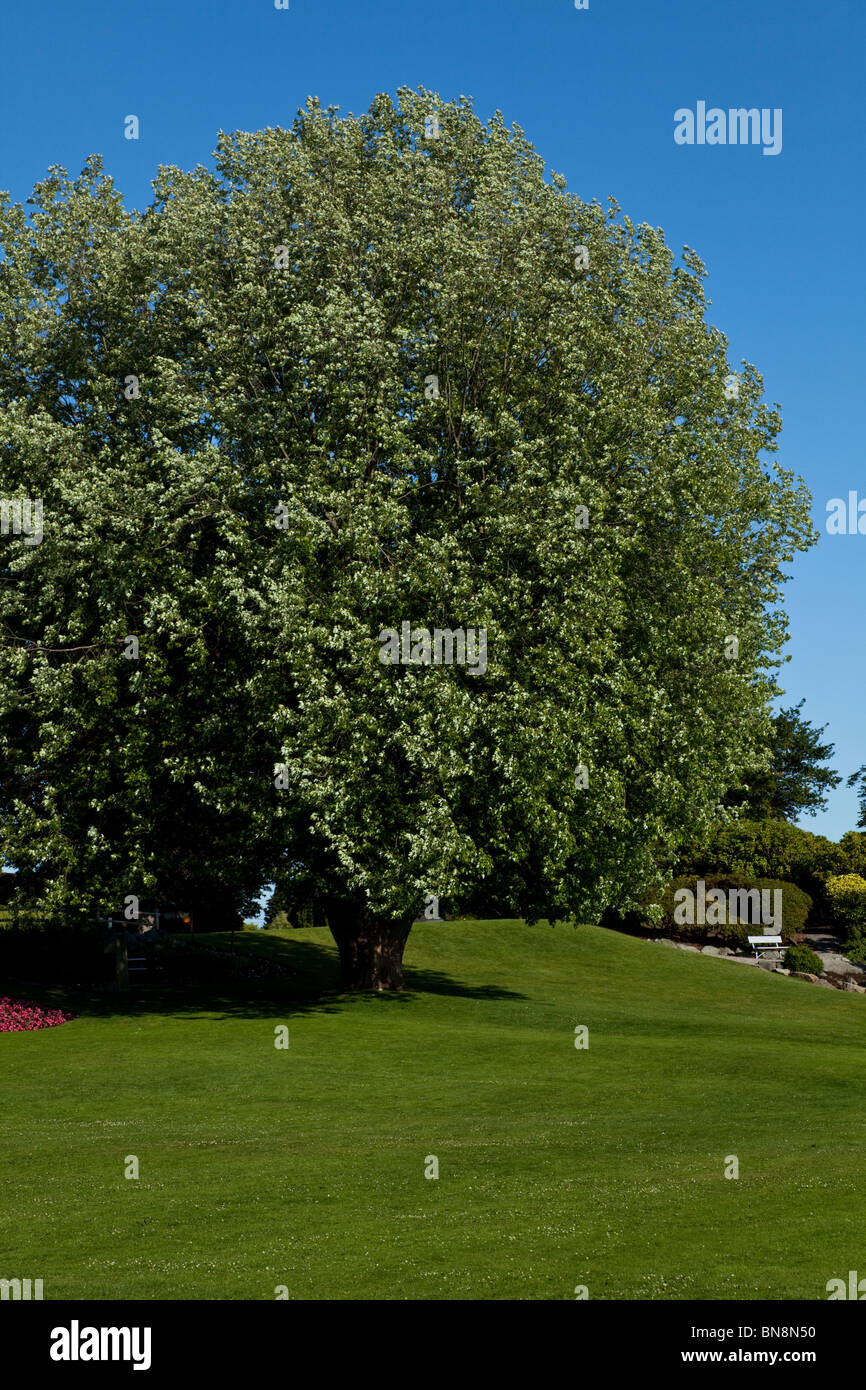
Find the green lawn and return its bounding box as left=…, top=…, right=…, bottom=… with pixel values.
left=2, top=920, right=864, bottom=1300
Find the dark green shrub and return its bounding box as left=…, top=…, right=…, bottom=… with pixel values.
left=599, top=905, right=649, bottom=934
left=0, top=922, right=106, bottom=985
left=146, top=936, right=296, bottom=984
left=784, top=944, right=824, bottom=976
left=717, top=919, right=751, bottom=950
left=752, top=879, right=811, bottom=935
left=647, top=874, right=810, bottom=941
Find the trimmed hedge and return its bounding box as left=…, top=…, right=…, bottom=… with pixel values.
left=644, top=874, right=811, bottom=945
left=749, top=878, right=811, bottom=935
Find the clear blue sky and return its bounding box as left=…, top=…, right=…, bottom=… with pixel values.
left=1, top=0, right=863, bottom=840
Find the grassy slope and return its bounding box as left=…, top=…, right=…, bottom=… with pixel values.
left=1, top=920, right=864, bottom=1301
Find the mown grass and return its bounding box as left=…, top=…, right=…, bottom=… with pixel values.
left=1, top=920, right=864, bottom=1300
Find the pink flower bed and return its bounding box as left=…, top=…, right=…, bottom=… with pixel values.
left=0, top=996, right=75, bottom=1031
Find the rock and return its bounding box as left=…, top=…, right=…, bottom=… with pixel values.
left=826, top=968, right=866, bottom=987
left=791, top=971, right=819, bottom=983
left=843, top=981, right=865, bottom=993
left=676, top=944, right=701, bottom=953
left=655, top=939, right=678, bottom=949
left=702, top=945, right=727, bottom=957
left=773, top=967, right=790, bottom=975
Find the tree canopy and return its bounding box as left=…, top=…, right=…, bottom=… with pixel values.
left=0, top=88, right=816, bottom=985
left=847, top=767, right=866, bottom=831
left=724, top=699, right=840, bottom=822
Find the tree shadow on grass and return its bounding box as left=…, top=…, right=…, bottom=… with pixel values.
left=1, top=931, right=528, bottom=1022
left=402, top=964, right=527, bottom=1003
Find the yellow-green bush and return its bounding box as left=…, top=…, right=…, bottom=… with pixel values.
left=651, top=875, right=810, bottom=945
left=826, top=874, right=866, bottom=957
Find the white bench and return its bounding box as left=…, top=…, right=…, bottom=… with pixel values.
left=747, top=934, right=784, bottom=960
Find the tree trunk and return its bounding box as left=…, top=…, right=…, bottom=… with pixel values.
left=114, top=936, right=129, bottom=993
left=326, top=903, right=413, bottom=991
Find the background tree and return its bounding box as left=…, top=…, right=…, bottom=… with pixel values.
left=724, top=700, right=840, bottom=821
left=847, top=767, right=866, bottom=830
left=263, top=879, right=321, bottom=930
left=0, top=89, right=816, bottom=986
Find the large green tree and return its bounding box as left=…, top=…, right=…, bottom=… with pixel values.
left=0, top=90, right=815, bottom=986
left=724, top=699, right=840, bottom=821
left=846, top=768, right=866, bottom=830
